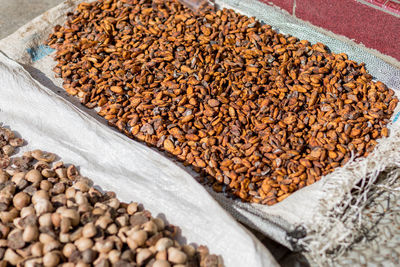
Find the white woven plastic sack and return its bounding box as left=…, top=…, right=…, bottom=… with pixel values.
left=0, top=0, right=399, bottom=264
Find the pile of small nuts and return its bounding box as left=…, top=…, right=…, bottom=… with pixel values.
left=46, top=0, right=398, bottom=204
left=0, top=126, right=222, bottom=267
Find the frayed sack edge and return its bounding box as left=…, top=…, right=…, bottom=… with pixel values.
left=295, top=120, right=400, bottom=266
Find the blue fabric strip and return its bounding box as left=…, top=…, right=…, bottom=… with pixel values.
left=393, top=111, right=400, bottom=123
left=26, top=45, right=55, bottom=62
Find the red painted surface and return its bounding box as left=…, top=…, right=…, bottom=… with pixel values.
left=386, top=1, right=400, bottom=14
left=261, top=0, right=294, bottom=13
left=259, top=0, right=400, bottom=61
left=366, top=0, right=388, bottom=7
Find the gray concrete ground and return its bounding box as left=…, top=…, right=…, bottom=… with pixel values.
left=0, top=0, right=63, bottom=39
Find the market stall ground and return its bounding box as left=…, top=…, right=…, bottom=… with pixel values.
left=2, top=1, right=395, bottom=266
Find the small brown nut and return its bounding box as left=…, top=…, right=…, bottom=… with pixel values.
left=42, top=168, right=56, bottom=178
left=32, top=190, right=50, bottom=204
left=136, top=248, right=153, bottom=265
left=13, top=192, right=31, bottom=210
left=168, top=247, right=187, bottom=264
left=43, top=251, right=60, bottom=267
left=94, top=239, right=114, bottom=254
left=34, top=161, right=50, bottom=172
left=155, top=238, right=174, bottom=252
left=115, top=215, right=129, bottom=227
left=105, top=198, right=120, bottom=209
left=106, top=223, right=118, bottom=235
left=182, top=245, right=196, bottom=258
left=11, top=172, right=26, bottom=184
left=69, top=227, right=83, bottom=242
left=94, top=258, right=110, bottom=267
left=129, top=230, right=147, bottom=247
left=39, top=233, right=56, bottom=244
left=43, top=240, right=61, bottom=254
left=55, top=168, right=67, bottom=179
left=127, top=202, right=138, bottom=215
left=108, top=249, right=121, bottom=263
left=81, top=248, right=97, bottom=263
left=34, top=199, right=53, bottom=215
left=25, top=169, right=43, bottom=183
left=23, top=225, right=39, bottom=242
left=32, top=150, right=56, bottom=163
left=0, top=208, right=19, bottom=224
left=143, top=220, right=158, bottom=235
left=2, top=145, right=14, bottom=156
left=40, top=180, right=53, bottom=191
left=75, top=191, right=88, bottom=205
left=31, top=242, right=44, bottom=257
left=62, top=209, right=80, bottom=226
left=59, top=232, right=70, bottom=243
left=74, top=237, right=93, bottom=252
left=9, top=138, right=24, bottom=147
left=22, top=150, right=32, bottom=159
left=153, top=218, right=165, bottom=231
left=153, top=259, right=171, bottom=267
left=156, top=250, right=167, bottom=261
left=0, top=170, right=9, bottom=183
left=82, top=222, right=97, bottom=238
left=63, top=243, right=77, bottom=258
left=65, top=187, right=76, bottom=199
left=38, top=213, right=53, bottom=227
left=0, top=156, right=10, bottom=170
left=4, top=248, right=22, bottom=265
left=73, top=180, right=90, bottom=192
left=7, top=229, right=25, bottom=249
left=60, top=217, right=72, bottom=234
left=95, top=216, right=112, bottom=229
left=20, top=206, right=35, bottom=218
left=0, top=127, right=14, bottom=139
left=51, top=182, right=66, bottom=194
left=12, top=217, right=25, bottom=230
left=67, top=165, right=79, bottom=180
left=51, top=213, right=62, bottom=228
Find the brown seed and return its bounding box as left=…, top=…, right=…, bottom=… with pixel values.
left=163, top=139, right=175, bottom=153
left=32, top=150, right=56, bottom=163
left=127, top=202, right=138, bottom=215
left=110, top=86, right=123, bottom=94
left=67, top=165, right=79, bottom=180
left=13, top=192, right=31, bottom=210
left=136, top=248, right=153, bottom=265
left=43, top=251, right=60, bottom=267
left=2, top=145, right=14, bottom=156
left=208, top=99, right=220, bottom=107
left=25, top=169, right=43, bottom=183
left=168, top=247, right=187, bottom=264
left=23, top=225, right=39, bottom=242
left=381, top=127, right=389, bottom=137
left=9, top=138, right=24, bottom=147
